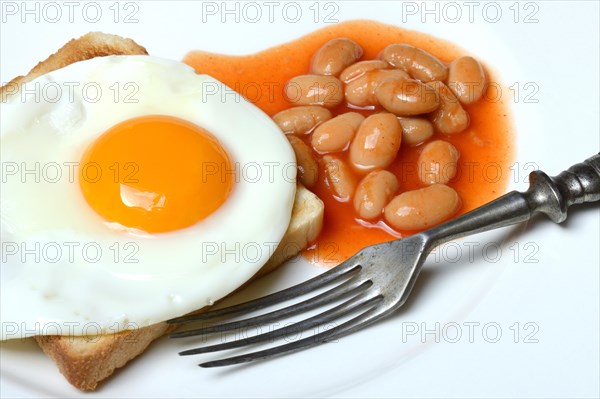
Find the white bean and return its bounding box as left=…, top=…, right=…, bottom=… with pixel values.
left=447, top=56, right=487, bottom=104
left=398, top=117, right=434, bottom=146
left=311, top=38, right=363, bottom=77
left=384, top=184, right=461, bottom=230
left=376, top=79, right=440, bottom=116
left=287, top=135, right=318, bottom=187
left=321, top=155, right=357, bottom=202
left=344, top=69, right=410, bottom=107
left=381, top=44, right=448, bottom=82
left=273, top=106, right=332, bottom=135
left=427, top=81, right=470, bottom=134
left=340, top=60, right=389, bottom=83
left=311, top=112, right=365, bottom=154
left=285, top=75, right=344, bottom=108
left=417, top=140, right=460, bottom=185
left=353, top=170, right=399, bottom=220
left=349, top=113, right=402, bottom=172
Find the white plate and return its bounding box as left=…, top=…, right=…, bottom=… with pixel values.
left=1, top=1, right=599, bottom=398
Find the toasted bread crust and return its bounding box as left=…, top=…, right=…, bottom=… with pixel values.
left=1, top=32, right=147, bottom=100
left=36, top=323, right=172, bottom=391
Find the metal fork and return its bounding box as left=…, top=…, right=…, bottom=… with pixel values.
left=168, top=154, right=600, bottom=367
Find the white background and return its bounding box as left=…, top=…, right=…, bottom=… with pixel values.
left=1, top=1, right=599, bottom=398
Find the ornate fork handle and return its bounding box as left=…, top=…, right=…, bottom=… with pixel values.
left=426, top=153, right=600, bottom=248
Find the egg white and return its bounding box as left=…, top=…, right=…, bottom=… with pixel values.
left=0, top=56, right=296, bottom=339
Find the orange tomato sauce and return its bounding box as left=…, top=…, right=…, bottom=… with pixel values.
left=184, top=20, right=515, bottom=266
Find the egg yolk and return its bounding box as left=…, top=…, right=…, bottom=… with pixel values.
left=79, top=115, right=233, bottom=233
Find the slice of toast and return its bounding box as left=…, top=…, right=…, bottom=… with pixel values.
left=1, top=32, right=148, bottom=100
left=2, top=33, right=325, bottom=391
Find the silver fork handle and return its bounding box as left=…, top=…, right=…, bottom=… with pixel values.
left=425, top=153, right=600, bottom=248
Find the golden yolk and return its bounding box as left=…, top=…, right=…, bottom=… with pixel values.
left=79, top=115, right=233, bottom=233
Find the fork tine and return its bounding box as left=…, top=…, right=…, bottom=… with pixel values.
left=197, top=301, right=386, bottom=367
left=168, top=260, right=361, bottom=325
left=178, top=291, right=382, bottom=356
left=171, top=277, right=371, bottom=338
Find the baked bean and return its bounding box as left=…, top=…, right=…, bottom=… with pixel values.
left=311, top=38, right=363, bottom=77
left=376, top=79, right=440, bottom=116
left=353, top=170, right=399, bottom=220
left=285, top=75, right=344, bottom=108
left=417, top=140, right=460, bottom=185
left=384, top=184, right=460, bottom=230
left=381, top=44, right=448, bottom=82
left=340, top=60, right=389, bottom=83
left=311, top=112, right=365, bottom=153
left=321, top=155, right=357, bottom=201
left=273, top=106, right=332, bottom=135
left=447, top=56, right=487, bottom=105
left=398, top=117, right=434, bottom=146
left=287, top=135, right=318, bottom=188
left=349, top=113, right=402, bottom=172
left=427, top=81, right=470, bottom=134
left=345, top=69, right=410, bottom=107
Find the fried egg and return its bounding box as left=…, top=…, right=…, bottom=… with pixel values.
left=0, top=56, right=296, bottom=339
